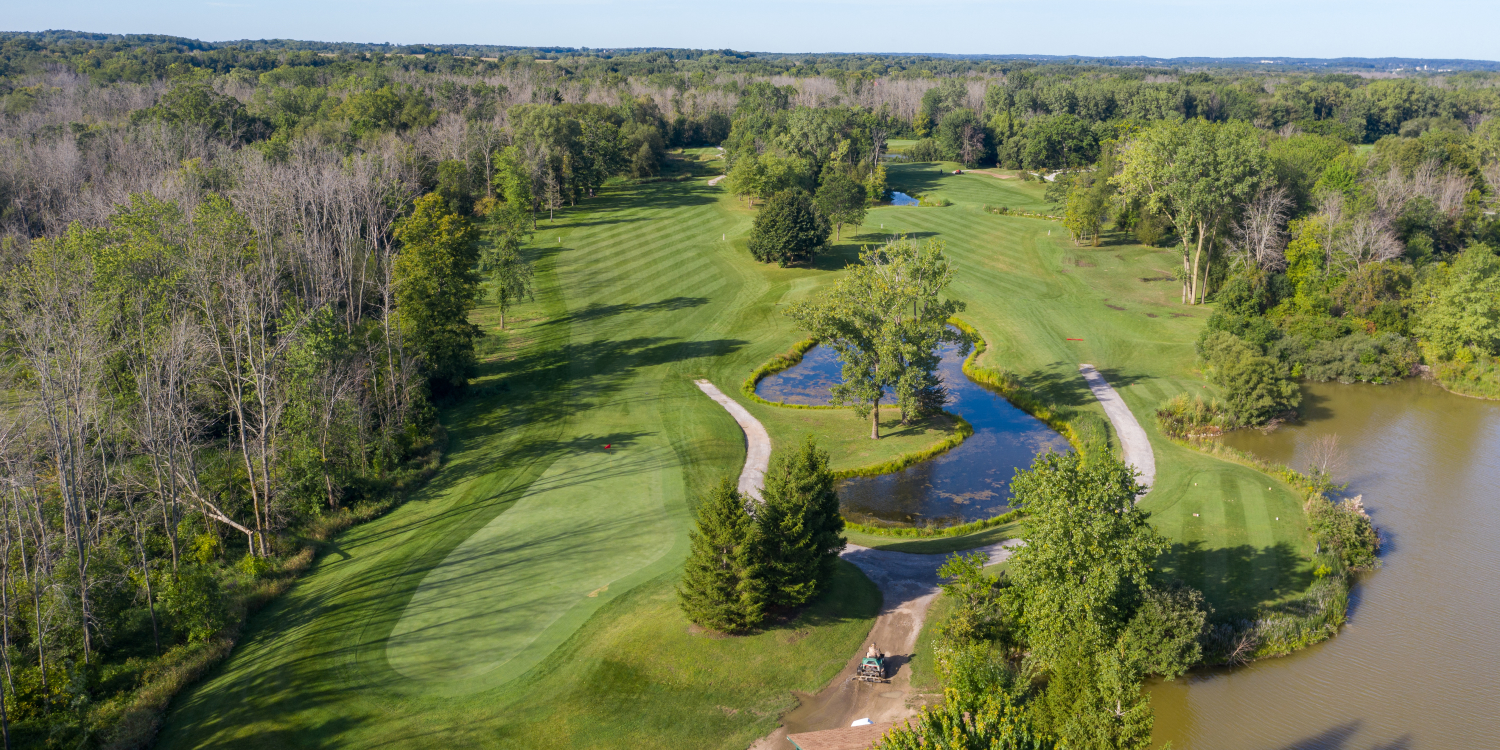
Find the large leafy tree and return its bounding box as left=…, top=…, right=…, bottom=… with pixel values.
left=788, top=237, right=968, bottom=437
left=1005, top=452, right=1178, bottom=750
left=1115, top=118, right=1268, bottom=304
left=756, top=436, right=845, bottom=608
left=1197, top=331, right=1301, bottom=424
left=814, top=171, right=868, bottom=242
left=1413, top=243, right=1500, bottom=359
left=678, top=477, right=765, bottom=633
left=1006, top=451, right=1163, bottom=663
left=479, top=204, right=536, bottom=330
left=393, top=193, right=481, bottom=394
left=747, top=189, right=830, bottom=267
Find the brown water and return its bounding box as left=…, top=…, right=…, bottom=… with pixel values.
left=1149, top=379, right=1500, bottom=749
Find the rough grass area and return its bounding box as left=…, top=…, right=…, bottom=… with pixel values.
left=160, top=162, right=1319, bottom=747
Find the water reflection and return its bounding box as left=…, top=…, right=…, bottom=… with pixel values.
left=1150, top=379, right=1500, bottom=749
left=890, top=191, right=919, bottom=206
left=756, top=340, right=1070, bottom=526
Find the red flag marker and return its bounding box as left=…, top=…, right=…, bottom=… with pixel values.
left=1066, top=338, right=1084, bottom=341
left=604, top=444, right=611, bottom=449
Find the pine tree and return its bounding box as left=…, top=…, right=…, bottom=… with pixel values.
left=758, top=436, right=846, bottom=608
left=678, top=477, right=765, bottom=633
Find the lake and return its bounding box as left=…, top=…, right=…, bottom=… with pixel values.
left=1150, top=378, right=1500, bottom=749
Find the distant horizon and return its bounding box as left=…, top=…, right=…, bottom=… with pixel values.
left=6, top=29, right=1499, bottom=70
left=8, top=0, right=1498, bottom=61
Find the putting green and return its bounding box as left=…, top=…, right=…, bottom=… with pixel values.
left=385, top=442, right=676, bottom=692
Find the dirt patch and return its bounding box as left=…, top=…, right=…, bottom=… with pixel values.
left=1105, top=303, right=1126, bottom=311
left=752, top=540, right=1022, bottom=747
left=686, top=623, right=732, bottom=639
left=1145, top=313, right=1159, bottom=318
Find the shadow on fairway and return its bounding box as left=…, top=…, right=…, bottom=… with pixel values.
left=541, top=296, right=709, bottom=327
left=810, top=231, right=942, bottom=272
left=1157, top=540, right=1313, bottom=621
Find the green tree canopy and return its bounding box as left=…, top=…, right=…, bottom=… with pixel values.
left=814, top=171, right=868, bottom=241
left=393, top=193, right=481, bottom=394
left=747, top=189, right=829, bottom=267
left=1115, top=118, right=1268, bottom=304
left=786, top=237, right=968, bottom=437
left=756, top=436, right=845, bottom=609
left=1006, top=451, right=1163, bottom=663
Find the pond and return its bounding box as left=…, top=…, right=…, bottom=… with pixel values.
left=755, top=338, right=1070, bottom=526
left=890, top=191, right=918, bottom=206
left=1149, top=378, right=1500, bottom=749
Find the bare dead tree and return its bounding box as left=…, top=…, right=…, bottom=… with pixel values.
left=0, top=232, right=111, bottom=662
left=1308, top=433, right=1347, bottom=482
left=1333, top=213, right=1404, bottom=272
left=1229, top=186, right=1292, bottom=273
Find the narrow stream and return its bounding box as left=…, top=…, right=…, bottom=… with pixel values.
left=755, top=339, right=1069, bottom=526
left=1149, top=378, right=1500, bottom=749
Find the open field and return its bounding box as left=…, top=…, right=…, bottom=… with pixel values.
left=160, top=161, right=1316, bottom=748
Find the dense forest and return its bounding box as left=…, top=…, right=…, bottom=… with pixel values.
left=0, top=29, right=1496, bottom=747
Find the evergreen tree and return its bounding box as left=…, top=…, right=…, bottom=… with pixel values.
left=757, top=436, right=846, bottom=608
left=678, top=477, right=765, bottom=633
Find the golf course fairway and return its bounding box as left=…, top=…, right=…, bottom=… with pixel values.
left=156, top=160, right=1318, bottom=748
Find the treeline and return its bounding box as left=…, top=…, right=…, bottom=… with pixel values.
left=1061, top=106, right=1500, bottom=421
left=0, top=33, right=725, bottom=748
left=0, top=31, right=1493, bottom=744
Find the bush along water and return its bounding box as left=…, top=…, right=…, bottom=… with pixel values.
left=1169, top=438, right=1381, bottom=664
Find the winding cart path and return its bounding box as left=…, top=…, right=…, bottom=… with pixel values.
left=1079, top=364, right=1155, bottom=493
left=697, top=382, right=1021, bottom=747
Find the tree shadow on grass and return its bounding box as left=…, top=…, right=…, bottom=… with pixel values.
left=1156, top=540, right=1313, bottom=622
left=539, top=297, right=709, bottom=327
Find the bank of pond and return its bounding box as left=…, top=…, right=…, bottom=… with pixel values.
left=1151, top=377, right=1500, bottom=748
left=754, top=338, right=1070, bottom=526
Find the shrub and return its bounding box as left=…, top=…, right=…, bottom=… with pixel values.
left=1270, top=331, right=1419, bottom=383
left=1306, top=495, right=1381, bottom=571
left=908, top=138, right=943, bottom=162
left=159, top=565, right=228, bottom=644
left=1154, top=393, right=1235, bottom=438
left=917, top=193, right=952, bottom=207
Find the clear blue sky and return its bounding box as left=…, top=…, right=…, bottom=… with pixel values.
left=11, top=0, right=1500, bottom=60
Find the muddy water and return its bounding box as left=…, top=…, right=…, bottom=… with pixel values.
left=755, top=340, right=1069, bottom=526
left=1150, top=379, right=1500, bottom=749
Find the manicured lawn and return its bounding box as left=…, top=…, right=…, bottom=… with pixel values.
left=158, top=176, right=900, bottom=748
left=868, top=162, right=1317, bottom=618
left=160, top=162, right=1316, bottom=747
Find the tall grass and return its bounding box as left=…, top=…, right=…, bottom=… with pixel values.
left=1433, top=356, right=1500, bottom=400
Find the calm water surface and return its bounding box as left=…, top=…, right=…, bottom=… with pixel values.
left=756, top=339, right=1069, bottom=526
left=1150, top=378, right=1500, bottom=749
